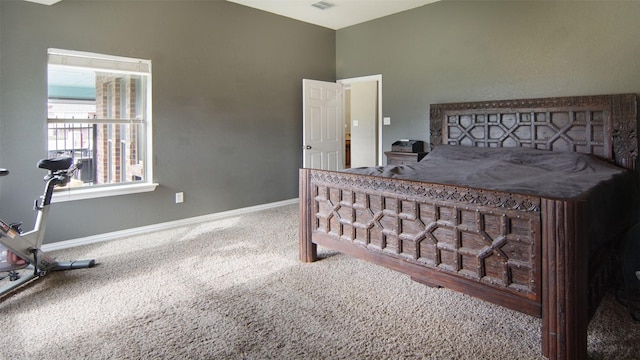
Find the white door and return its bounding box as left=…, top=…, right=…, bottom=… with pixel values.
left=302, top=79, right=343, bottom=170
left=338, top=74, right=383, bottom=166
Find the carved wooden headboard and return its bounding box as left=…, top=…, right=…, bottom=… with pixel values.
left=429, top=94, right=639, bottom=171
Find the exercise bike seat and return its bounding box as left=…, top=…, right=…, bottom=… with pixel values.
left=37, top=157, right=73, bottom=172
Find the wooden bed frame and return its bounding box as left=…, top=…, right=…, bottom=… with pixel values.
left=299, top=94, right=638, bottom=360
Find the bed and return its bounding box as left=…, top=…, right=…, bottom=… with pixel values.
left=299, top=93, right=639, bottom=360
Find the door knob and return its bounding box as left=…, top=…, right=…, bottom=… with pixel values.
left=302, top=145, right=312, bottom=149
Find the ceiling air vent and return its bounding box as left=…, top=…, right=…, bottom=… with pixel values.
left=311, top=1, right=335, bottom=10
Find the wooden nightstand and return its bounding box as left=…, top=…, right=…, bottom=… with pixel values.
left=384, top=151, right=427, bottom=165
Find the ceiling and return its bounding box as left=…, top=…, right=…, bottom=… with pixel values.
left=226, top=0, right=440, bottom=29
left=25, top=0, right=440, bottom=30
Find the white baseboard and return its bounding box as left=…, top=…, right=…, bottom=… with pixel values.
left=42, top=198, right=299, bottom=252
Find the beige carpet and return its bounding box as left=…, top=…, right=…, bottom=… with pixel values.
left=1, top=203, right=638, bottom=359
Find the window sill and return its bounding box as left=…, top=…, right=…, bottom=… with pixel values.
left=51, top=182, right=159, bottom=203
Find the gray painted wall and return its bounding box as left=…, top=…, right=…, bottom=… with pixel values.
left=336, top=0, right=640, bottom=153
left=4, top=0, right=640, bottom=244
left=0, top=0, right=335, bottom=243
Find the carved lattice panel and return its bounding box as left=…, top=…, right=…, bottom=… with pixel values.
left=310, top=172, right=541, bottom=298
left=444, top=110, right=608, bottom=157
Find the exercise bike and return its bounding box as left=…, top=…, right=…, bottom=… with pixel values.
left=0, top=157, right=95, bottom=297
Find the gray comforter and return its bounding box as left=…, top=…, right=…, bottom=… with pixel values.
left=346, top=145, right=633, bottom=199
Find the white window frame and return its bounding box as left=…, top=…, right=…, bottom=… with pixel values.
left=47, top=48, right=157, bottom=202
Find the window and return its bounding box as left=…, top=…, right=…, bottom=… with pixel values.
left=47, top=49, right=156, bottom=201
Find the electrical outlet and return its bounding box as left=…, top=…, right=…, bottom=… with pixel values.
left=175, top=192, right=184, bottom=203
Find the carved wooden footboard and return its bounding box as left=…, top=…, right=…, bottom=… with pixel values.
left=300, top=93, right=638, bottom=359
left=300, top=169, right=543, bottom=312
left=300, top=168, right=593, bottom=359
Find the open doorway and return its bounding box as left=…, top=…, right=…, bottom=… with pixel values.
left=302, top=75, right=381, bottom=171
left=338, top=75, right=382, bottom=168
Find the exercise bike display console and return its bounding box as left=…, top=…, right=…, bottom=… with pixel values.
left=0, top=157, right=96, bottom=297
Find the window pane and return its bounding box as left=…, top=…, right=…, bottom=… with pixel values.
left=46, top=120, right=145, bottom=185
left=47, top=49, right=151, bottom=192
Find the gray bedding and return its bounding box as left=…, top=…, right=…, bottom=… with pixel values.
left=346, top=145, right=638, bottom=254
left=347, top=145, right=633, bottom=199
